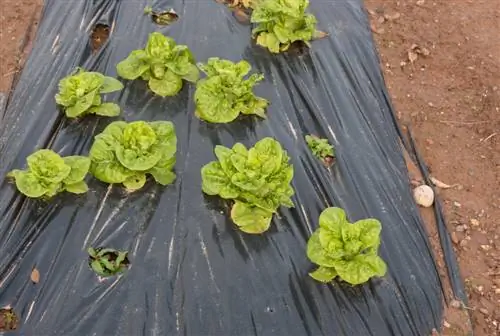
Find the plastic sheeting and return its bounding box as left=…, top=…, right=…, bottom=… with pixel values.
left=0, top=0, right=465, bottom=335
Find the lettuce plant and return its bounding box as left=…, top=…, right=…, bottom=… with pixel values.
left=195, top=58, right=268, bottom=123
left=251, top=0, right=324, bottom=53
left=307, top=207, right=387, bottom=285
left=55, top=68, right=123, bottom=118
left=88, top=120, right=177, bottom=191
left=305, top=135, right=335, bottom=165
left=116, top=32, right=199, bottom=97
left=88, top=247, right=129, bottom=277
left=201, top=138, right=294, bottom=233
left=7, top=149, right=90, bottom=198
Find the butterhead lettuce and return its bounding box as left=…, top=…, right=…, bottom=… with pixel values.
left=201, top=138, right=294, bottom=233
left=7, top=149, right=90, bottom=198
left=88, top=120, right=177, bottom=191
left=195, top=58, right=268, bottom=123
left=251, top=0, right=320, bottom=53
left=307, top=207, right=387, bottom=285
left=55, top=68, right=123, bottom=118
left=116, top=32, right=199, bottom=97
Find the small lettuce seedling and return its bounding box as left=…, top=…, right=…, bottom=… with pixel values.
left=88, top=247, right=129, bottom=277
left=201, top=138, right=294, bottom=233
left=116, top=32, right=199, bottom=97
left=305, top=135, right=335, bottom=166
left=89, top=120, right=177, bottom=191
left=7, top=149, right=90, bottom=198
left=195, top=58, right=268, bottom=123
left=251, top=0, right=326, bottom=53
left=307, top=207, right=387, bottom=285
left=55, top=68, right=123, bottom=118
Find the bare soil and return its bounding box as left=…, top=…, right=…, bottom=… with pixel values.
left=0, top=1, right=498, bottom=335
left=0, top=308, right=19, bottom=331
left=366, top=0, right=500, bottom=335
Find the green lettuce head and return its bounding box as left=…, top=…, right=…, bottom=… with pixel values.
left=307, top=207, right=387, bottom=285
left=89, top=120, right=177, bottom=191
left=195, top=58, right=268, bottom=123
left=251, top=0, right=320, bottom=53
left=7, top=149, right=90, bottom=198
left=116, top=32, right=199, bottom=97
left=201, top=137, right=294, bottom=233
left=55, top=68, right=123, bottom=118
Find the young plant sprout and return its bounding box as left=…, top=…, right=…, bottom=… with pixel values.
left=88, top=247, right=129, bottom=277
left=55, top=68, right=123, bottom=118
left=201, top=138, right=294, bottom=233
left=305, top=135, right=335, bottom=166
left=88, top=120, right=177, bottom=191
left=307, top=207, right=387, bottom=285
left=251, top=0, right=327, bottom=53
left=116, top=32, right=199, bottom=97
left=7, top=149, right=90, bottom=198
left=195, top=58, right=268, bottom=123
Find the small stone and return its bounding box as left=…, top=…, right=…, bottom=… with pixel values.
left=450, top=299, right=462, bottom=308
left=459, top=239, right=468, bottom=247
left=495, top=288, right=500, bottom=294
left=479, top=308, right=489, bottom=315
left=480, top=245, right=491, bottom=251
left=470, top=219, right=480, bottom=226
left=413, top=185, right=434, bottom=207
left=455, top=225, right=467, bottom=232
left=476, top=285, right=484, bottom=292
left=453, top=201, right=462, bottom=208
left=443, top=320, right=451, bottom=328
left=451, top=232, right=459, bottom=244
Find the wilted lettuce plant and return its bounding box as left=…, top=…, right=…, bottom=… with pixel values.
left=307, top=207, right=387, bottom=285
left=55, top=68, right=123, bottom=118
left=195, top=58, right=268, bottom=123
left=7, top=149, right=90, bottom=198
left=201, top=138, right=294, bottom=233
left=88, top=247, right=129, bottom=277
left=116, top=32, right=199, bottom=97
left=88, top=120, right=177, bottom=191
left=251, top=0, right=325, bottom=53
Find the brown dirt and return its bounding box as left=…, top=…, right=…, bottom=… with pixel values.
left=366, top=0, right=500, bottom=335
left=1, top=0, right=499, bottom=335
left=0, top=308, right=19, bottom=331
left=90, top=24, right=110, bottom=53
left=0, top=0, right=42, bottom=93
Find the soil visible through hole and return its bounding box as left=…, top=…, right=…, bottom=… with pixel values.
left=90, top=24, right=110, bottom=53
left=0, top=308, right=19, bottom=332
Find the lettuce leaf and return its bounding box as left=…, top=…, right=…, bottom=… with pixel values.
left=201, top=138, right=294, bottom=233
left=88, top=120, right=177, bottom=191
left=55, top=68, right=123, bottom=118
left=116, top=32, right=199, bottom=97
left=306, top=207, right=387, bottom=285
left=7, top=149, right=90, bottom=198
left=194, top=58, right=268, bottom=123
